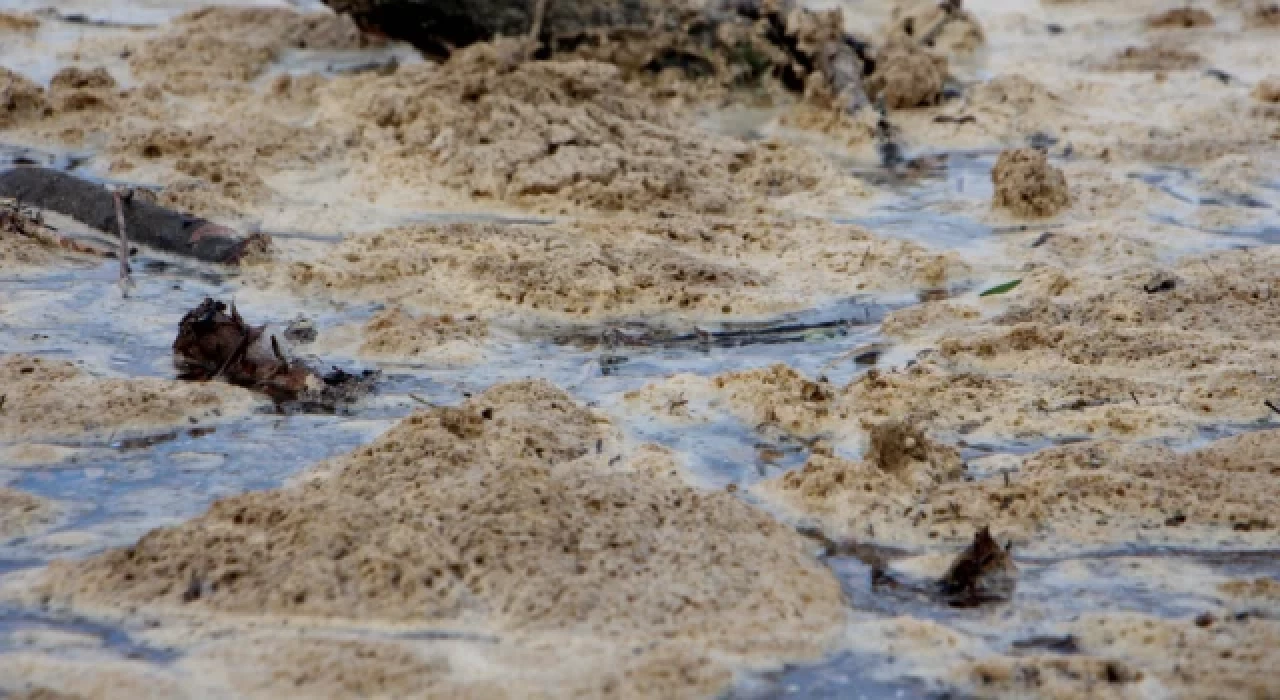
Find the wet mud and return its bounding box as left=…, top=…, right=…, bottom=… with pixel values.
left=0, top=0, right=1278, bottom=697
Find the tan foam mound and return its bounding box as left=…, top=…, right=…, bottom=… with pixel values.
left=0, top=632, right=738, bottom=700
left=881, top=300, right=980, bottom=339
left=760, top=420, right=1280, bottom=553
left=1246, top=0, right=1280, bottom=28
left=991, top=148, right=1070, bottom=218
left=183, top=633, right=735, bottom=699
left=0, top=488, right=58, bottom=542
left=1100, top=45, right=1203, bottom=71
left=942, top=248, right=1280, bottom=424
left=1254, top=75, right=1280, bottom=102
left=129, top=7, right=368, bottom=90
left=758, top=420, right=963, bottom=543
left=33, top=380, right=844, bottom=696
left=6, top=6, right=858, bottom=224
left=866, top=39, right=947, bottom=109
left=1, top=200, right=64, bottom=270
left=274, top=216, right=966, bottom=322
left=886, top=0, right=986, bottom=56
left=321, top=40, right=839, bottom=215
left=358, top=307, right=488, bottom=364
left=1146, top=7, right=1215, bottom=28
left=0, top=355, right=258, bottom=442
left=0, top=11, right=38, bottom=32
left=49, top=67, right=116, bottom=91
left=961, top=613, right=1280, bottom=698
left=710, top=364, right=841, bottom=437
left=915, top=429, right=1280, bottom=551
left=0, top=67, right=47, bottom=129
left=283, top=221, right=770, bottom=321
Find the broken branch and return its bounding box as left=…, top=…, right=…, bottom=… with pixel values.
left=0, top=168, right=270, bottom=265
left=112, top=188, right=133, bottom=293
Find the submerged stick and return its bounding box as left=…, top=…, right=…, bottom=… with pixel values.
left=0, top=168, right=269, bottom=265
left=112, top=188, right=133, bottom=294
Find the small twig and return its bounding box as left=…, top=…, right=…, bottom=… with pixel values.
left=1266, top=399, right=1280, bottom=415
left=214, top=325, right=261, bottom=380
left=1130, top=391, right=1140, bottom=405
left=0, top=394, right=6, bottom=412
left=408, top=393, right=431, bottom=405
left=112, top=189, right=133, bottom=294
left=527, top=0, right=549, bottom=57
left=918, top=0, right=963, bottom=47
left=270, top=335, right=287, bottom=365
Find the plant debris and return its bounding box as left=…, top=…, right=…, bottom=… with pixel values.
left=1011, top=634, right=1081, bottom=654
left=173, top=298, right=376, bottom=412
left=979, top=279, right=1022, bottom=297
left=1143, top=271, right=1178, bottom=293
left=936, top=526, right=1017, bottom=606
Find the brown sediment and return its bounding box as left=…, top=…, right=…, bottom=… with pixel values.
left=127, top=6, right=369, bottom=90
left=1245, top=1, right=1280, bottom=28
left=49, top=67, right=116, bottom=91
left=0, top=355, right=257, bottom=442
left=0, top=655, right=184, bottom=700
left=26, top=381, right=845, bottom=698
left=0, top=487, right=58, bottom=542
left=0, top=11, right=39, bottom=32
left=1145, top=7, right=1215, bottom=29
left=0, top=67, right=48, bottom=129
left=991, top=148, right=1070, bottom=218
left=1254, top=75, right=1280, bottom=102
left=1100, top=45, right=1203, bottom=71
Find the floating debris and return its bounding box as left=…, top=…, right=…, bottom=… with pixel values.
left=173, top=298, right=376, bottom=412
left=0, top=168, right=269, bottom=264
left=937, top=526, right=1017, bottom=606
left=1143, top=271, right=1179, bottom=293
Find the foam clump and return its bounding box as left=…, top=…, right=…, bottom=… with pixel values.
left=991, top=148, right=1070, bottom=218
left=0, top=355, right=257, bottom=442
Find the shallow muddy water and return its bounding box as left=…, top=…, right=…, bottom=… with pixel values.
left=1, top=0, right=1279, bottom=697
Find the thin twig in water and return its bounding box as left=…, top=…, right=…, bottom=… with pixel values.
left=214, top=326, right=260, bottom=381
left=112, top=189, right=133, bottom=294
left=918, top=0, right=962, bottom=46
left=409, top=393, right=431, bottom=405
left=270, top=335, right=287, bottom=365
left=527, top=0, right=549, bottom=57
